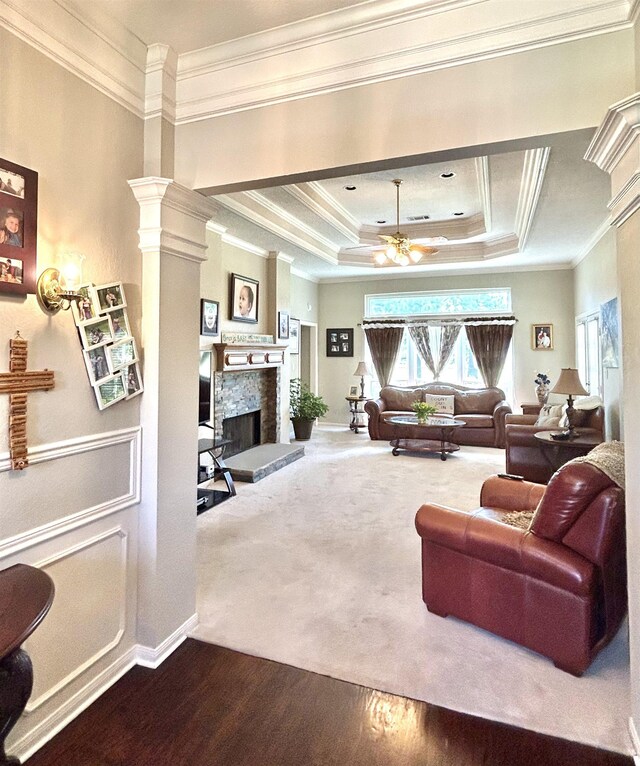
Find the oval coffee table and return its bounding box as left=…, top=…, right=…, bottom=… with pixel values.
left=387, top=415, right=465, bottom=461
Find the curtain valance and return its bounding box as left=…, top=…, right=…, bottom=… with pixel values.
left=361, top=315, right=517, bottom=329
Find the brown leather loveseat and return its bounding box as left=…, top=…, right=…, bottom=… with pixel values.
left=415, top=458, right=626, bottom=675
left=365, top=383, right=511, bottom=448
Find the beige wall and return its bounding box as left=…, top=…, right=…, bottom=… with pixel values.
left=0, top=27, right=144, bottom=753
left=574, top=227, right=621, bottom=438
left=318, top=271, right=575, bottom=425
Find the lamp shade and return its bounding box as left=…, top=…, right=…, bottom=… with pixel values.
left=550, top=368, right=588, bottom=396
left=353, top=361, right=370, bottom=377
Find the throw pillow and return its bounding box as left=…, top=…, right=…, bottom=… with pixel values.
left=424, top=393, right=455, bottom=415
left=535, top=403, right=564, bottom=428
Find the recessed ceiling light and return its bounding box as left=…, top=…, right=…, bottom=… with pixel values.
left=440, top=172, right=456, bottom=179
left=376, top=219, right=387, bottom=224
left=453, top=212, right=464, bottom=216
left=344, top=185, right=357, bottom=191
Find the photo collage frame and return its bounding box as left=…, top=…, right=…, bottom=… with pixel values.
left=73, top=281, right=143, bottom=410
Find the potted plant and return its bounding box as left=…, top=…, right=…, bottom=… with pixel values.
left=290, top=378, right=329, bottom=440
left=412, top=401, right=437, bottom=424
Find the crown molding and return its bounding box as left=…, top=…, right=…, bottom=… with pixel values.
left=175, top=0, right=631, bottom=122
left=0, top=0, right=146, bottom=117
left=514, top=147, right=551, bottom=252
left=144, top=43, right=177, bottom=121
left=475, top=156, right=492, bottom=233
left=358, top=213, right=485, bottom=244
left=284, top=182, right=361, bottom=244
left=630, top=0, right=640, bottom=22
left=290, top=265, right=320, bottom=283
left=571, top=217, right=613, bottom=266
left=584, top=91, right=640, bottom=173
left=216, top=191, right=340, bottom=264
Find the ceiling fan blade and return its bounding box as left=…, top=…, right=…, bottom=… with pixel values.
left=413, top=245, right=439, bottom=255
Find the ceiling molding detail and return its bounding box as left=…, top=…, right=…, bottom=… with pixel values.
left=284, top=182, right=361, bottom=244
left=290, top=265, right=320, bottom=283
left=145, top=44, right=177, bottom=121
left=514, top=147, right=551, bottom=252
left=217, top=192, right=340, bottom=264
left=338, top=233, right=518, bottom=267
left=269, top=251, right=296, bottom=264
left=206, top=219, right=272, bottom=257
left=357, top=213, right=485, bottom=245
left=630, top=0, right=640, bottom=22
left=584, top=91, right=640, bottom=173
left=571, top=217, right=612, bottom=266
left=175, top=0, right=631, bottom=122
left=0, top=0, right=147, bottom=117
left=475, top=156, right=492, bottom=233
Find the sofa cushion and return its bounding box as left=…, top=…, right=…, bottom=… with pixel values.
left=454, top=389, right=503, bottom=414
left=535, top=404, right=564, bottom=428
left=380, top=386, right=423, bottom=411
left=424, top=393, right=455, bottom=415
left=456, top=414, right=494, bottom=428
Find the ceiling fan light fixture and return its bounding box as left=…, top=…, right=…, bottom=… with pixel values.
left=409, top=248, right=423, bottom=264
left=374, top=251, right=387, bottom=265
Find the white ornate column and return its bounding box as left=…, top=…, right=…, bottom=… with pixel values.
left=585, top=92, right=640, bottom=752
left=129, top=177, right=216, bottom=654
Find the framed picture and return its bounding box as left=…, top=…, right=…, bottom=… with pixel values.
left=278, top=310, right=290, bottom=339
left=230, top=273, right=259, bottom=323
left=348, top=385, right=359, bottom=397
left=327, top=327, right=353, bottom=357
left=95, top=281, right=126, bottom=312
left=106, top=337, right=138, bottom=372
left=83, top=345, right=111, bottom=386
left=109, top=307, right=131, bottom=340
left=80, top=317, right=113, bottom=350
left=600, top=297, right=619, bottom=368
left=532, top=324, right=553, bottom=350
left=290, top=318, right=300, bottom=355
left=95, top=374, right=127, bottom=410
left=200, top=298, right=219, bottom=336
left=123, top=362, right=143, bottom=399
left=71, top=283, right=100, bottom=325
left=0, top=158, right=38, bottom=295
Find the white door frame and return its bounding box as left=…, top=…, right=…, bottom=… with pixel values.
left=300, top=321, right=318, bottom=395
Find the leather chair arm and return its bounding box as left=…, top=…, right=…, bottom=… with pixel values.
left=415, top=504, right=594, bottom=594
left=505, top=423, right=548, bottom=447
left=492, top=400, right=512, bottom=447
left=479, top=476, right=545, bottom=511
left=365, top=398, right=385, bottom=415
left=505, top=414, right=538, bottom=426
left=364, top=398, right=384, bottom=439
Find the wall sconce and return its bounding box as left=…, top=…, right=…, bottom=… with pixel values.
left=37, top=252, right=85, bottom=314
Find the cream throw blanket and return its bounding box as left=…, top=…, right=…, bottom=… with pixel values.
left=502, top=441, right=625, bottom=530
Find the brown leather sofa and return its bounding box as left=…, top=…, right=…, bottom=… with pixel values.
left=415, top=461, right=626, bottom=675
left=365, top=383, right=511, bottom=448
left=505, top=406, right=604, bottom=483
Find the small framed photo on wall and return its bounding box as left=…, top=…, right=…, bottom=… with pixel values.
left=532, top=324, right=553, bottom=350
left=0, top=157, right=38, bottom=295
left=200, top=298, right=219, bottom=336
left=83, top=345, right=111, bottom=386
left=230, top=273, right=259, bottom=323
left=96, top=374, right=127, bottom=410
left=124, top=362, right=143, bottom=399
left=278, top=310, right=290, bottom=340
left=71, top=284, right=100, bottom=325
left=106, top=337, right=138, bottom=372
left=95, top=281, right=126, bottom=312
left=290, top=318, right=300, bottom=354
left=80, top=317, right=114, bottom=350
left=327, top=328, right=354, bottom=357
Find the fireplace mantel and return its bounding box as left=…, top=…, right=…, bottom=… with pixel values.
left=212, top=343, right=288, bottom=372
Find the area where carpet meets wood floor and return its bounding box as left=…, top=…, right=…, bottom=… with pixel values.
left=25, top=640, right=632, bottom=766
left=193, top=426, right=632, bottom=754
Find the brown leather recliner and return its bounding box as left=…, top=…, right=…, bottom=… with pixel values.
left=415, top=461, right=626, bottom=675
left=504, top=406, right=604, bottom=483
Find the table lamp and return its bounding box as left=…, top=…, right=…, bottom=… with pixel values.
left=550, top=368, right=588, bottom=436
left=353, top=361, right=370, bottom=399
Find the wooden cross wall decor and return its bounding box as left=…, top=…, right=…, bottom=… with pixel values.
left=0, top=333, right=54, bottom=470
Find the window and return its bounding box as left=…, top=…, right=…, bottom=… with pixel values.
left=576, top=313, right=600, bottom=396
left=364, top=288, right=514, bottom=400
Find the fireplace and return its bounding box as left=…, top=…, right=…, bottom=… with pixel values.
left=223, top=410, right=261, bottom=458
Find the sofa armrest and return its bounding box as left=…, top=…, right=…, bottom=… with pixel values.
left=505, top=423, right=550, bottom=448
left=365, top=398, right=386, bottom=415
left=364, top=398, right=385, bottom=439
left=492, top=400, right=512, bottom=447
left=479, top=476, right=545, bottom=511
left=415, top=504, right=594, bottom=594
left=505, top=414, right=538, bottom=426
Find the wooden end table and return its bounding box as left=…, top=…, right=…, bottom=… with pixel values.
left=346, top=397, right=370, bottom=434
left=0, top=564, right=54, bottom=766
left=534, top=431, right=602, bottom=473
left=387, top=415, right=465, bottom=461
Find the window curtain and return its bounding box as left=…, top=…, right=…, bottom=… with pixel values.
left=465, top=323, right=513, bottom=387
left=364, top=325, right=405, bottom=388
left=408, top=324, right=461, bottom=379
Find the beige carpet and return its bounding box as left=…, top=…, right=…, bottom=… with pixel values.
left=192, top=425, right=632, bottom=755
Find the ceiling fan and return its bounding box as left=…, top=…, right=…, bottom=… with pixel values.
left=373, top=179, right=440, bottom=266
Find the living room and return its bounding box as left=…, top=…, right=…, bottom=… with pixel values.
left=0, top=1, right=639, bottom=764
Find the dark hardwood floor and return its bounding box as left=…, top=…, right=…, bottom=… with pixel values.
left=25, top=639, right=632, bottom=766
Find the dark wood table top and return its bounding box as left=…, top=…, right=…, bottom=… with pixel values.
left=0, top=564, right=54, bottom=660
left=534, top=431, right=602, bottom=447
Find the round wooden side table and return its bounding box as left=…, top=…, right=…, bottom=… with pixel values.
left=346, top=397, right=370, bottom=433
left=534, top=430, right=602, bottom=473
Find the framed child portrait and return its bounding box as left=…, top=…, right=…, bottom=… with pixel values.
left=230, top=273, right=259, bottom=323
left=0, top=157, right=38, bottom=295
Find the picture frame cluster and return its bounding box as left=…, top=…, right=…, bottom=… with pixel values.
left=73, top=281, right=143, bottom=410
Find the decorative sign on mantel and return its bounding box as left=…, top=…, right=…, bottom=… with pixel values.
left=0, top=332, right=54, bottom=470
left=212, top=342, right=288, bottom=372
left=221, top=332, right=273, bottom=345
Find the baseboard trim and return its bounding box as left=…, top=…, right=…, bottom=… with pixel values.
left=136, top=613, right=199, bottom=669
left=12, top=645, right=138, bottom=763
left=629, top=716, right=640, bottom=762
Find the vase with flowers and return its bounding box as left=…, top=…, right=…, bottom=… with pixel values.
left=412, top=401, right=438, bottom=424
left=534, top=372, right=551, bottom=405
